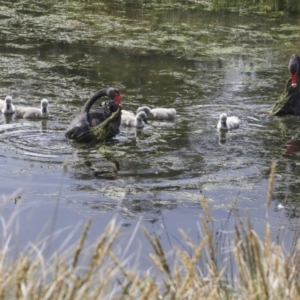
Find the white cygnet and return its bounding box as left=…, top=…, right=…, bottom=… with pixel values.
left=136, top=106, right=176, bottom=120
left=217, top=113, right=240, bottom=130
left=15, top=98, right=49, bottom=119
left=121, top=111, right=148, bottom=128
left=122, top=109, right=134, bottom=116
left=0, top=96, right=15, bottom=114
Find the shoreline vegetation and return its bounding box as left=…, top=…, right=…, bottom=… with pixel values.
left=2, top=163, right=300, bottom=299
left=192, top=0, right=300, bottom=14
left=209, top=0, right=300, bottom=14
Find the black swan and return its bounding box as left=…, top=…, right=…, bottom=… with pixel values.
left=289, top=54, right=300, bottom=88
left=15, top=99, right=49, bottom=119
left=65, top=87, right=122, bottom=142
left=270, top=54, right=300, bottom=115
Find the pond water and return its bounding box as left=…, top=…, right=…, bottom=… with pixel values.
left=0, top=1, right=299, bottom=268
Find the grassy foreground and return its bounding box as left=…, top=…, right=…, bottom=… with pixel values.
left=1, top=163, right=300, bottom=299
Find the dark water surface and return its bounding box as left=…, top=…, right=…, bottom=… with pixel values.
left=0, top=1, right=299, bottom=266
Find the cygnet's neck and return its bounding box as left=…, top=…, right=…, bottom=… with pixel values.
left=136, top=118, right=144, bottom=127
left=42, top=106, right=48, bottom=114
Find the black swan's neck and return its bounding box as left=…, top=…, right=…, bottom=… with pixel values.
left=289, top=54, right=300, bottom=75
left=83, top=88, right=109, bottom=113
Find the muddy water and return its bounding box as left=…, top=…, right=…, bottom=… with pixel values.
left=0, top=1, right=299, bottom=265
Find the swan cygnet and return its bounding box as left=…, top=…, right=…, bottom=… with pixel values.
left=122, top=109, right=134, bottom=116
left=15, top=99, right=49, bottom=119
left=217, top=113, right=240, bottom=130
left=121, top=111, right=148, bottom=128
left=0, top=96, right=15, bottom=114
left=136, top=106, right=176, bottom=120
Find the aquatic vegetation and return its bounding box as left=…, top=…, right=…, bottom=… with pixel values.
left=209, top=0, right=300, bottom=13
left=270, top=77, right=300, bottom=116
left=0, top=0, right=293, bottom=64
left=68, top=108, right=122, bottom=143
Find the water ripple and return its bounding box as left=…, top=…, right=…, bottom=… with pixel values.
left=0, top=123, right=72, bottom=162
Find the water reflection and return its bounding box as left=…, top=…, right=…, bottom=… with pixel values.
left=218, top=130, right=227, bottom=145
left=40, top=119, right=48, bottom=132
left=3, top=114, right=13, bottom=124
left=80, top=154, right=120, bottom=181
left=283, top=139, right=296, bottom=157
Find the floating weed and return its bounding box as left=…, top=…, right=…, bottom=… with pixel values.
left=0, top=0, right=295, bottom=60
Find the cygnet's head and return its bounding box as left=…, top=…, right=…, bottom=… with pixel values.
left=137, top=106, right=152, bottom=118
left=137, top=111, right=148, bottom=124
left=41, top=99, right=48, bottom=107
left=41, top=99, right=49, bottom=114
left=220, top=113, right=227, bottom=124
left=5, top=96, right=12, bottom=105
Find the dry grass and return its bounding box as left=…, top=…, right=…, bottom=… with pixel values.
left=0, top=165, right=300, bottom=299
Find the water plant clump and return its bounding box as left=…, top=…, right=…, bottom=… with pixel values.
left=70, top=108, right=122, bottom=143
left=270, top=78, right=300, bottom=116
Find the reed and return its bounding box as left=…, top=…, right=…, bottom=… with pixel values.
left=0, top=166, right=299, bottom=299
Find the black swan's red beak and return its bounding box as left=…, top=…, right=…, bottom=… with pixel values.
left=291, top=73, right=298, bottom=88
left=114, top=93, right=122, bottom=107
